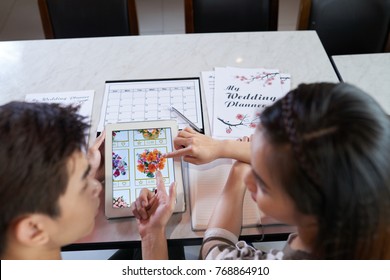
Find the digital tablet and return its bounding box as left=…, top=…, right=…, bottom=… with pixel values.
left=104, top=120, right=185, bottom=219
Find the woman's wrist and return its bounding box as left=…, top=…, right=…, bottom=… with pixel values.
left=219, top=139, right=251, bottom=163
left=219, top=139, right=232, bottom=158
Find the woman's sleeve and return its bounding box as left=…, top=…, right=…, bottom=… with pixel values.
left=200, top=228, right=267, bottom=260
left=200, top=228, right=239, bottom=259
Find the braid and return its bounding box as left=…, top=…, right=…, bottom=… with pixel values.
left=282, top=91, right=321, bottom=188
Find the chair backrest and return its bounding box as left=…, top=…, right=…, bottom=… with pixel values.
left=184, top=0, right=279, bottom=33
left=38, top=0, right=139, bottom=39
left=297, top=0, right=390, bottom=56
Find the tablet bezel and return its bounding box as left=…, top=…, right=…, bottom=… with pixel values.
left=104, top=120, right=185, bottom=219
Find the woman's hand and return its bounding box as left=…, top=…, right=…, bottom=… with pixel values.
left=165, top=127, right=253, bottom=164
left=164, top=127, right=222, bottom=164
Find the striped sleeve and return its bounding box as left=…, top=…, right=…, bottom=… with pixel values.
left=200, top=228, right=239, bottom=259
left=200, top=228, right=269, bottom=260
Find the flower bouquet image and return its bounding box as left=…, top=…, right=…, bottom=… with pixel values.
left=138, top=128, right=162, bottom=140
left=112, top=152, right=128, bottom=178
left=113, top=196, right=129, bottom=208
left=137, top=148, right=166, bottom=178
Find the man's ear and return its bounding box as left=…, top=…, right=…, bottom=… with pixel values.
left=14, top=215, right=51, bottom=247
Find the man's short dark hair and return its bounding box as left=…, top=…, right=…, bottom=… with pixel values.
left=0, top=102, right=90, bottom=257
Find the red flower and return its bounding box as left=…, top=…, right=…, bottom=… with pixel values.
left=236, top=114, right=244, bottom=120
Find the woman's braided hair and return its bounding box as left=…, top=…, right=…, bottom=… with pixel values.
left=260, top=82, right=390, bottom=259
left=281, top=90, right=322, bottom=188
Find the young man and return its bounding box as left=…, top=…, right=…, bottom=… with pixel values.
left=0, top=102, right=104, bottom=259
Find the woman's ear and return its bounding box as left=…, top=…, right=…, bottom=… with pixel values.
left=14, top=214, right=50, bottom=247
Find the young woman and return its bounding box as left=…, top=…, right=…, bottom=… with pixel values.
left=133, top=83, right=390, bottom=259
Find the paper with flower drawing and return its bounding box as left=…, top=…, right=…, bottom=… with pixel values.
left=212, top=67, right=289, bottom=139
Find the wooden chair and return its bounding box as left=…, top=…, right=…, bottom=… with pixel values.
left=38, top=0, right=139, bottom=39
left=184, top=0, right=279, bottom=33
left=297, top=0, right=390, bottom=56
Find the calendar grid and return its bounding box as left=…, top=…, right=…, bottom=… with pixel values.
left=98, top=79, right=204, bottom=132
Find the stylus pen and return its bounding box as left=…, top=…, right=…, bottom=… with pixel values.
left=170, top=106, right=203, bottom=133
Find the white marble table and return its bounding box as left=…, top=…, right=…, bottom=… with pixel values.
left=332, top=53, right=390, bottom=114
left=0, top=31, right=338, bottom=249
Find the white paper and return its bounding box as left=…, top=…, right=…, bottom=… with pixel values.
left=281, top=73, right=292, bottom=95
left=200, top=71, right=215, bottom=130
left=25, top=90, right=95, bottom=122
left=188, top=159, right=262, bottom=230
left=206, top=67, right=290, bottom=139
left=98, top=79, right=204, bottom=133
left=25, top=90, right=95, bottom=144
left=213, top=67, right=280, bottom=138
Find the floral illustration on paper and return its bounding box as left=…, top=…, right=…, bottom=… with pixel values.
left=137, top=149, right=166, bottom=178
left=217, top=113, right=260, bottom=134
left=138, top=128, right=162, bottom=140
left=112, top=152, right=128, bottom=178
left=280, top=75, right=291, bottom=85
left=235, top=72, right=279, bottom=87
left=113, top=196, right=129, bottom=208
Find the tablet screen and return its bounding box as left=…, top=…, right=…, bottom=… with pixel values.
left=111, top=127, right=175, bottom=209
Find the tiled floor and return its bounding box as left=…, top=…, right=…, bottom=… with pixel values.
left=0, top=0, right=300, bottom=41
left=1, top=0, right=295, bottom=259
